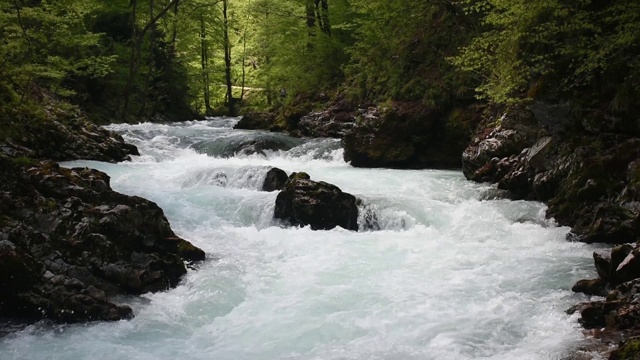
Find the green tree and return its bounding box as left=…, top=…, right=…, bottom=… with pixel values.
left=453, top=0, right=640, bottom=109
left=0, top=0, right=114, bottom=102
left=343, top=0, right=472, bottom=105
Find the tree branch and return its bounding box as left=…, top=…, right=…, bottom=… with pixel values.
left=141, top=0, right=184, bottom=36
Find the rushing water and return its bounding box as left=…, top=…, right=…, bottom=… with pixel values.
left=1, top=118, right=599, bottom=359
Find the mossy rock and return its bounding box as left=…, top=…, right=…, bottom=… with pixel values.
left=610, top=337, right=640, bottom=360
left=288, top=172, right=310, bottom=181
left=10, top=156, right=34, bottom=167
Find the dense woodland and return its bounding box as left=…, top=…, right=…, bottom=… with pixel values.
left=0, top=0, right=638, bottom=124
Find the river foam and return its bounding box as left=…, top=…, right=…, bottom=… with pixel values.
left=0, top=119, right=598, bottom=359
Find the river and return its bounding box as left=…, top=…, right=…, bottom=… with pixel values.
left=1, top=118, right=598, bottom=359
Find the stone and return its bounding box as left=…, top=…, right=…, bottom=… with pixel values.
left=572, top=278, right=607, bottom=297
left=234, top=111, right=279, bottom=131
left=0, top=155, right=205, bottom=324
left=262, top=167, right=288, bottom=192
left=3, top=118, right=139, bottom=163
left=594, top=249, right=613, bottom=282
left=343, top=102, right=469, bottom=169
left=274, top=175, right=358, bottom=231
left=292, top=110, right=356, bottom=138
left=615, top=249, right=640, bottom=285
left=610, top=245, right=635, bottom=285
left=579, top=303, right=606, bottom=329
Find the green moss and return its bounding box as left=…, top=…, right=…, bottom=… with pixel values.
left=11, top=156, right=34, bottom=167
left=611, top=337, right=640, bottom=360
left=290, top=172, right=310, bottom=180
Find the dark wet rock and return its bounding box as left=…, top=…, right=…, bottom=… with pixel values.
left=343, top=102, right=475, bottom=169
left=262, top=168, right=288, bottom=192
left=464, top=104, right=640, bottom=244
left=235, top=111, right=284, bottom=132
left=572, top=278, right=608, bottom=297
left=288, top=171, right=311, bottom=181
left=462, top=109, right=540, bottom=181
left=610, top=245, right=635, bottom=285
left=616, top=249, right=640, bottom=286
left=290, top=102, right=356, bottom=138
left=2, top=117, right=139, bottom=163
left=192, top=134, right=303, bottom=158
left=572, top=243, right=640, bottom=356
left=595, top=249, right=614, bottom=282
left=274, top=174, right=358, bottom=231
left=579, top=303, right=608, bottom=329
left=0, top=156, right=204, bottom=324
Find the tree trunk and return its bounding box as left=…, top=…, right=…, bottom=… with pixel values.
left=223, top=0, right=234, bottom=115
left=240, top=18, right=247, bottom=102
left=122, top=0, right=139, bottom=118
left=305, top=0, right=316, bottom=49
left=200, top=13, right=212, bottom=115
left=138, top=0, right=156, bottom=117
left=171, top=0, right=181, bottom=50
left=317, top=0, right=331, bottom=36
left=122, top=0, right=180, bottom=119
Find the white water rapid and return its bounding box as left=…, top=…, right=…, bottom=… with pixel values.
left=1, top=118, right=599, bottom=359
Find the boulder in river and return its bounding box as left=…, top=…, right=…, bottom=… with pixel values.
left=343, top=102, right=475, bottom=169
left=262, top=167, right=288, bottom=192
left=0, top=156, right=205, bottom=324
left=274, top=173, right=359, bottom=231
left=234, top=111, right=285, bottom=132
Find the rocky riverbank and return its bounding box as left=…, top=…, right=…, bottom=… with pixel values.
left=460, top=103, right=640, bottom=358
left=0, top=112, right=205, bottom=327
left=237, top=99, right=477, bottom=169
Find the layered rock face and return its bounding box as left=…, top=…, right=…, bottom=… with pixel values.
left=462, top=105, right=640, bottom=244
left=0, top=157, right=204, bottom=323
left=274, top=173, right=359, bottom=231
left=463, top=103, right=640, bottom=358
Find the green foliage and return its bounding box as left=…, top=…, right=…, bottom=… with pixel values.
left=344, top=0, right=473, bottom=105
left=0, top=0, right=113, bottom=99
left=453, top=0, right=640, bottom=108
left=247, top=0, right=352, bottom=101
left=11, top=156, right=34, bottom=167
left=2, top=0, right=635, bottom=122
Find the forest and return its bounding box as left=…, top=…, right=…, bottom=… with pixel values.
left=1, top=0, right=637, bottom=125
